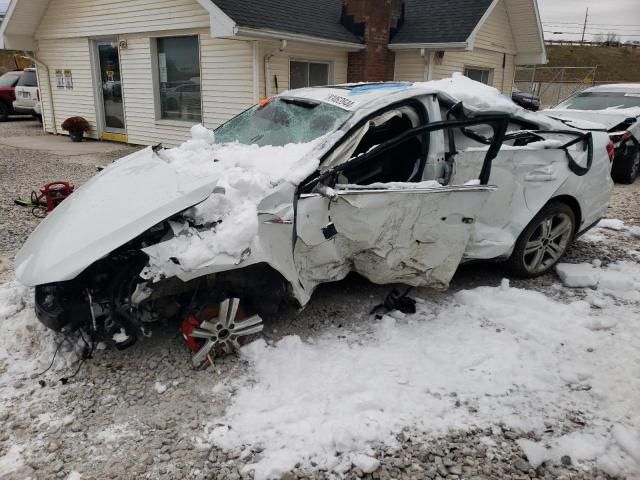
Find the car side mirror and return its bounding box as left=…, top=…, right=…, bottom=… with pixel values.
left=313, top=182, right=337, bottom=199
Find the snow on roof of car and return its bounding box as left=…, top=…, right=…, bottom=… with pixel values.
left=284, top=74, right=569, bottom=131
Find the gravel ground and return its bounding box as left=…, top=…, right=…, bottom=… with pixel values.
left=0, top=120, right=638, bottom=479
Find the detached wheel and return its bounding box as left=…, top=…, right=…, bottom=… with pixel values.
left=611, top=150, right=639, bottom=184
left=508, top=202, right=575, bottom=277
left=0, top=102, right=9, bottom=122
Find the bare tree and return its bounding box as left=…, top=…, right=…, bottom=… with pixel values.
left=605, top=32, right=619, bottom=43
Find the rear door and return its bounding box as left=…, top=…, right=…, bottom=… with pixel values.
left=294, top=115, right=508, bottom=292
left=14, top=69, right=38, bottom=108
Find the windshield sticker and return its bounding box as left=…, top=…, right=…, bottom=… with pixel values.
left=348, top=83, right=412, bottom=96
left=325, top=94, right=357, bottom=110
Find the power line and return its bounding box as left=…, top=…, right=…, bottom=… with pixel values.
left=544, top=25, right=640, bottom=32
left=544, top=32, right=640, bottom=37
left=543, top=22, right=640, bottom=27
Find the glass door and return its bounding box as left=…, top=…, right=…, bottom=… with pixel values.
left=95, top=39, right=125, bottom=133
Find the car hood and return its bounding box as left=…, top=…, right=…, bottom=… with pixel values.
left=15, top=147, right=216, bottom=287
left=544, top=108, right=639, bottom=131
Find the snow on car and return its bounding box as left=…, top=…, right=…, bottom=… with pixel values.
left=14, top=74, right=613, bottom=364
left=545, top=83, right=640, bottom=184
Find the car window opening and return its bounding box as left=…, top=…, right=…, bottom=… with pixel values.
left=338, top=108, right=426, bottom=185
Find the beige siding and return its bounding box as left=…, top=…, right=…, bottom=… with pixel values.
left=201, top=36, right=256, bottom=127
left=504, top=0, right=544, bottom=55
left=36, top=37, right=98, bottom=137
left=258, top=40, right=349, bottom=97
left=120, top=31, right=255, bottom=146
left=36, top=0, right=209, bottom=40
left=393, top=50, right=426, bottom=82
left=474, top=0, right=516, bottom=53
left=433, top=49, right=515, bottom=94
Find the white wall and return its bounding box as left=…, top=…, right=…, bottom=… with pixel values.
left=119, top=30, right=256, bottom=146
left=36, top=0, right=210, bottom=39
left=393, top=0, right=517, bottom=93
left=258, top=40, right=350, bottom=98
left=37, top=37, right=98, bottom=137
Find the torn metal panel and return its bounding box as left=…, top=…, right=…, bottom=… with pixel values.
left=295, top=186, right=495, bottom=292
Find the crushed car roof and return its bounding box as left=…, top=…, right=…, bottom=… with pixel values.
left=282, top=75, right=572, bottom=132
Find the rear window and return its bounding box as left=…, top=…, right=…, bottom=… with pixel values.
left=17, top=70, right=38, bottom=87
left=557, top=91, right=640, bottom=111
left=0, top=73, right=21, bottom=88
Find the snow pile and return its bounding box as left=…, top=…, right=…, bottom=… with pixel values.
left=556, top=263, right=600, bottom=287
left=142, top=125, right=324, bottom=276
left=0, top=282, right=80, bottom=382
left=204, top=268, right=640, bottom=479
left=597, top=218, right=625, bottom=231
left=419, top=73, right=520, bottom=115
left=556, top=261, right=640, bottom=301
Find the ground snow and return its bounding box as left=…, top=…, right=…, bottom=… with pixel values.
left=0, top=282, right=80, bottom=382
left=598, top=218, right=625, bottom=231
left=204, top=265, right=640, bottom=480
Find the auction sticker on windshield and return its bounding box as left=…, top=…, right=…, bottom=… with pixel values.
left=324, top=94, right=357, bottom=110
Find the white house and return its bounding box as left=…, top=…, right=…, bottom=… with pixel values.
left=0, top=0, right=546, bottom=146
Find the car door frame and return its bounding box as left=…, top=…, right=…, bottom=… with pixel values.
left=291, top=112, right=511, bottom=291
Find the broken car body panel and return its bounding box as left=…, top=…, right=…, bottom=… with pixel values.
left=295, top=185, right=496, bottom=292
left=15, top=147, right=216, bottom=286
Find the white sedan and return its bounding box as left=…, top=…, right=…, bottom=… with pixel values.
left=15, top=76, right=613, bottom=362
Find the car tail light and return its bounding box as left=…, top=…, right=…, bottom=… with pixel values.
left=606, top=141, right=615, bottom=163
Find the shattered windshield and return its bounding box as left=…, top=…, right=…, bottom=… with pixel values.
left=214, top=97, right=351, bottom=147
left=557, top=91, right=640, bottom=110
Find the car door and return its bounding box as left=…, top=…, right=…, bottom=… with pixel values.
left=452, top=128, right=594, bottom=260
left=294, top=114, right=509, bottom=293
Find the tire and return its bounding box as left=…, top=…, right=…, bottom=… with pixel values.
left=0, top=101, right=9, bottom=122
left=508, top=202, right=576, bottom=278
left=611, top=150, right=639, bottom=184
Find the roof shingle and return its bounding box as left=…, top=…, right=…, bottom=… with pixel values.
left=212, top=0, right=362, bottom=44
left=391, top=0, right=494, bottom=44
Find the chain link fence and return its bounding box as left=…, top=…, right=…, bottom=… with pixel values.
left=514, top=66, right=599, bottom=109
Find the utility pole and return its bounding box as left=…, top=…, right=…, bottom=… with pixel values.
left=581, top=8, right=589, bottom=44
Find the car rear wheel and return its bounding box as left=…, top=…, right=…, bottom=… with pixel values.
left=611, top=150, right=640, bottom=184
left=508, top=202, right=575, bottom=277
left=0, top=102, right=9, bottom=122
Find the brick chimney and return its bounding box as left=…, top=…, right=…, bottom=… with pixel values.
left=342, top=0, right=404, bottom=83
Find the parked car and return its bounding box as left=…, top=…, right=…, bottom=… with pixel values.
left=15, top=80, right=613, bottom=363
left=512, top=87, right=540, bottom=111
left=545, top=84, right=640, bottom=183
left=13, top=67, right=41, bottom=121
left=0, top=70, right=25, bottom=121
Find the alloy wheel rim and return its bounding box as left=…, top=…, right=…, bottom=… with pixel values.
left=523, top=212, right=573, bottom=274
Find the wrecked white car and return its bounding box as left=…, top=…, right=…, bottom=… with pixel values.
left=545, top=83, right=640, bottom=184
left=15, top=76, right=613, bottom=364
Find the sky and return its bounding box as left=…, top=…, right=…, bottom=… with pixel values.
left=538, top=0, right=640, bottom=43
left=0, top=0, right=639, bottom=42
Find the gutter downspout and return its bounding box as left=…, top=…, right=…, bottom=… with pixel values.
left=420, top=48, right=435, bottom=81
left=21, top=53, right=58, bottom=134
left=264, top=40, right=287, bottom=97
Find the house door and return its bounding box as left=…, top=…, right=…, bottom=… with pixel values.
left=94, top=38, right=126, bottom=140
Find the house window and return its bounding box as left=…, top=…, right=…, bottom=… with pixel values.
left=464, top=67, right=493, bottom=85
left=290, top=60, right=330, bottom=89
left=156, top=36, right=201, bottom=122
